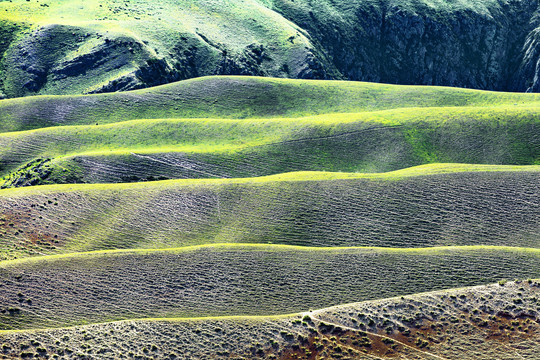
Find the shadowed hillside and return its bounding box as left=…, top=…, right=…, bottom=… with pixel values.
left=1, top=77, right=539, bottom=186
left=0, top=245, right=538, bottom=329
left=1, top=3, right=539, bottom=353
left=2, top=76, right=538, bottom=133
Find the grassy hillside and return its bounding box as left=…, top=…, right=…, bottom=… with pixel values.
left=1, top=106, right=540, bottom=184
left=0, top=165, right=539, bottom=260
left=0, top=280, right=538, bottom=359
left=0, top=245, right=538, bottom=330
left=0, top=77, right=538, bottom=185
left=1, top=76, right=538, bottom=133
left=1, top=1, right=539, bottom=356
left=0, top=0, right=328, bottom=97
left=0, top=0, right=539, bottom=96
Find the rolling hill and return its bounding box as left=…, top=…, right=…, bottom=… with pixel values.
left=0, top=76, right=539, bottom=187
left=0, top=280, right=538, bottom=359
left=0, top=0, right=539, bottom=97
left=0, top=245, right=539, bottom=330
left=0, top=18, right=539, bottom=356
left=0, top=166, right=539, bottom=260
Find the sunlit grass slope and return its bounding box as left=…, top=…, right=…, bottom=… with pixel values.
left=0, top=165, right=538, bottom=260
left=0, top=245, right=538, bottom=330
left=1, top=0, right=539, bottom=97
left=0, top=0, right=329, bottom=97
left=0, top=280, right=538, bottom=359
left=1, top=76, right=539, bottom=133
left=0, top=77, right=539, bottom=184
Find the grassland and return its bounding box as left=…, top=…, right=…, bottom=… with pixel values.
left=1, top=106, right=540, bottom=183
left=0, top=76, right=539, bottom=185
left=0, top=165, right=539, bottom=260
left=1, top=0, right=539, bottom=97
left=0, top=0, right=539, bottom=357
left=0, top=0, right=324, bottom=97
left=0, top=280, right=537, bottom=359
left=1, top=76, right=539, bottom=133
left=0, top=245, right=538, bottom=330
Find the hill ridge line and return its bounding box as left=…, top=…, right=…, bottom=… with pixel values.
left=2, top=244, right=539, bottom=267
left=3, top=103, right=539, bottom=137
left=1, top=164, right=539, bottom=194
left=1, top=279, right=536, bottom=334
left=3, top=75, right=539, bottom=103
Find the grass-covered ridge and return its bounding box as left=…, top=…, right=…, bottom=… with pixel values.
left=3, top=243, right=539, bottom=267
left=0, top=0, right=539, bottom=96
left=1, top=76, right=539, bottom=133
left=2, top=106, right=539, bottom=183
left=0, top=165, right=538, bottom=260
left=1, top=280, right=537, bottom=359
left=0, top=0, right=324, bottom=97
left=0, top=245, right=538, bottom=330
left=2, top=164, right=540, bottom=194
left=0, top=1, right=538, bottom=355
left=1, top=78, right=538, bottom=184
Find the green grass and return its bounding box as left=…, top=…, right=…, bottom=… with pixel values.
left=0, top=165, right=539, bottom=259
left=3, top=243, right=539, bottom=267
left=2, top=164, right=540, bottom=195
left=0, top=0, right=319, bottom=97
left=2, top=77, right=538, bottom=185
left=0, top=244, right=538, bottom=329
left=1, top=0, right=538, bottom=97
left=0, top=2, right=538, bottom=356
left=1, top=76, right=539, bottom=133
left=1, top=84, right=538, bottom=183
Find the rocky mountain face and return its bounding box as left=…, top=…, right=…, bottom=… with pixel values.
left=274, top=0, right=540, bottom=92
left=1, top=0, right=540, bottom=97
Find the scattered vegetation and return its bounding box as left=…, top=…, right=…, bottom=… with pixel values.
left=0, top=245, right=538, bottom=330
left=0, top=165, right=538, bottom=260
left=0, top=281, right=537, bottom=359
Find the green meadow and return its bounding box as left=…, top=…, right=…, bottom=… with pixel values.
left=0, top=18, right=538, bottom=356
left=0, top=77, right=539, bottom=187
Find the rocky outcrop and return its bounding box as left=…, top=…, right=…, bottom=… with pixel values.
left=273, top=0, right=540, bottom=92
left=515, top=26, right=540, bottom=92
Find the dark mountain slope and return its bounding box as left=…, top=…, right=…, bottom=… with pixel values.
left=274, top=0, right=540, bottom=92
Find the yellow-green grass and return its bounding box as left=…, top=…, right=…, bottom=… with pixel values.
left=0, top=0, right=321, bottom=97
left=2, top=243, right=539, bottom=267
left=0, top=244, right=538, bottom=330
left=1, top=76, right=539, bottom=133
left=2, top=0, right=512, bottom=30
left=1, top=103, right=539, bottom=183
left=1, top=280, right=537, bottom=359
left=2, top=164, right=540, bottom=195
left=0, top=165, right=539, bottom=259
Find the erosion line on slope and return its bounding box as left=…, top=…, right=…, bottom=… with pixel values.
left=308, top=315, right=450, bottom=360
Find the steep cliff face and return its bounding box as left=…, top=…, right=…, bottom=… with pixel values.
left=0, top=0, right=539, bottom=97
left=273, top=0, right=540, bottom=92
left=516, top=24, right=540, bottom=92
